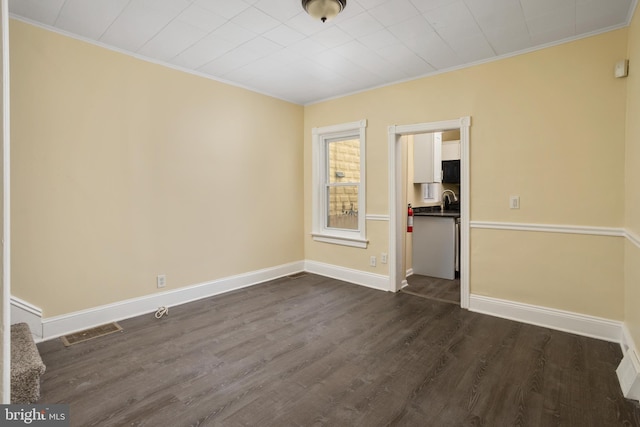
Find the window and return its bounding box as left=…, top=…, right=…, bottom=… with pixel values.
left=311, top=120, right=367, bottom=248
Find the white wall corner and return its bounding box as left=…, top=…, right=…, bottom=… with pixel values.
left=618, top=324, right=640, bottom=402
left=304, top=260, right=390, bottom=292
left=10, top=296, right=43, bottom=339
left=617, top=347, right=640, bottom=402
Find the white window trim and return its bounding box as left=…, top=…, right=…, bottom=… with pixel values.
left=311, top=119, right=367, bottom=248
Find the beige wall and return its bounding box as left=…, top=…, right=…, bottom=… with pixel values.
left=8, top=14, right=636, bottom=328
left=472, top=229, right=624, bottom=319
left=304, top=29, right=628, bottom=318
left=10, top=20, right=304, bottom=317
left=625, top=7, right=640, bottom=348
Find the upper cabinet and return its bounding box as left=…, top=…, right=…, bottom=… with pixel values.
left=413, top=133, right=442, bottom=184
left=442, top=140, right=461, bottom=161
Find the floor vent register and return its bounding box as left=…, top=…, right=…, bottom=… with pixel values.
left=61, top=322, right=123, bottom=347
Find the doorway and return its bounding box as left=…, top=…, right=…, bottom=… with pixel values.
left=387, top=117, right=470, bottom=308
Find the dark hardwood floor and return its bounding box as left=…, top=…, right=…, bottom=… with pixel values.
left=403, top=274, right=460, bottom=305
left=37, top=274, right=640, bottom=426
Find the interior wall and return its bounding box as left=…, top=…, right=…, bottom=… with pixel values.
left=304, top=29, right=628, bottom=319
left=625, top=7, right=640, bottom=348
left=10, top=20, right=304, bottom=317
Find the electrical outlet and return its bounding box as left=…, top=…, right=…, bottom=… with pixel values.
left=370, top=256, right=376, bottom=267
left=510, top=196, right=520, bottom=209
left=381, top=253, right=388, bottom=264
left=157, top=274, right=166, bottom=288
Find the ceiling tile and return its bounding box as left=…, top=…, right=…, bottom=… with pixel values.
left=526, top=6, right=575, bottom=37
left=170, top=35, right=235, bottom=69
left=288, top=38, right=330, bottom=58
left=336, top=12, right=385, bottom=38
left=208, top=21, right=257, bottom=46
left=376, top=44, right=436, bottom=76
left=254, top=0, right=301, bottom=22
left=368, top=0, right=421, bottom=27
left=311, top=50, right=383, bottom=85
left=263, top=25, right=307, bottom=47
left=333, top=40, right=393, bottom=72
left=576, top=0, right=632, bottom=33
left=176, top=4, right=228, bottom=33
left=99, top=1, right=177, bottom=52
left=290, top=58, right=343, bottom=83
left=242, top=37, right=283, bottom=57
left=311, top=26, right=352, bottom=49
left=135, top=0, right=193, bottom=15
left=194, top=0, right=251, bottom=19
left=529, top=26, right=576, bottom=46
left=464, top=0, right=525, bottom=29
left=9, top=0, right=66, bottom=25
left=520, top=0, right=576, bottom=20
left=446, top=32, right=495, bottom=62
left=54, top=0, right=129, bottom=40
left=352, top=0, right=387, bottom=9
left=404, top=31, right=461, bottom=69
left=265, top=48, right=306, bottom=66
left=409, top=0, right=460, bottom=14
left=138, top=21, right=207, bottom=62
left=333, top=1, right=366, bottom=20
left=285, top=12, right=330, bottom=36
left=231, top=7, right=280, bottom=34
left=388, top=15, right=435, bottom=43
left=424, top=1, right=482, bottom=41
left=199, top=46, right=262, bottom=76
left=483, top=23, right=532, bottom=55
left=224, top=57, right=280, bottom=84
left=358, top=29, right=401, bottom=50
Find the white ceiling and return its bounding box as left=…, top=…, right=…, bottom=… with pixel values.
left=9, top=0, right=636, bottom=105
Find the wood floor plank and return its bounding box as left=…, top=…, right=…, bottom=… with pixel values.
left=36, top=274, right=640, bottom=426
left=402, top=274, right=460, bottom=304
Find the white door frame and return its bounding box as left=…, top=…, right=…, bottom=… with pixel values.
left=387, top=117, right=471, bottom=308
left=1, top=0, right=10, bottom=402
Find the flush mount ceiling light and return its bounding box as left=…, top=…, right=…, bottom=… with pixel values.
left=302, top=0, right=346, bottom=23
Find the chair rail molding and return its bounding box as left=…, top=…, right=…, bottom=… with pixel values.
left=470, top=221, right=624, bottom=237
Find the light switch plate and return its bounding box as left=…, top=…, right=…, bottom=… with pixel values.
left=510, top=196, right=520, bottom=209
left=615, top=59, right=629, bottom=78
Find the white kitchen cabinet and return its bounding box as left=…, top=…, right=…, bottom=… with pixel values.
left=413, top=133, right=442, bottom=183
left=442, top=140, right=461, bottom=161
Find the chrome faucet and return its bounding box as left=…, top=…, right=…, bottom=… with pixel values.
left=441, top=189, right=458, bottom=211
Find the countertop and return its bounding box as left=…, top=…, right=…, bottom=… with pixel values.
left=412, top=206, right=460, bottom=218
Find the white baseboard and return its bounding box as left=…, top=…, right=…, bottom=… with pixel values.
left=617, top=346, right=640, bottom=401
left=469, top=294, right=623, bottom=343
left=39, top=261, right=304, bottom=341
left=10, top=296, right=43, bottom=339
left=304, top=260, right=390, bottom=292
left=618, top=324, right=640, bottom=402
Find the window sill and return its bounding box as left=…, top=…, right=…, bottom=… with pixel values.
left=311, top=233, right=368, bottom=248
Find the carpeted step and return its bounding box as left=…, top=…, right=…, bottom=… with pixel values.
left=11, top=322, right=46, bottom=404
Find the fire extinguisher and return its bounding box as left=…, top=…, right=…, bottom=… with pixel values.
left=407, top=204, right=413, bottom=233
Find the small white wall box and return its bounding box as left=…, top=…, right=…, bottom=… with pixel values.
left=615, top=59, right=629, bottom=78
